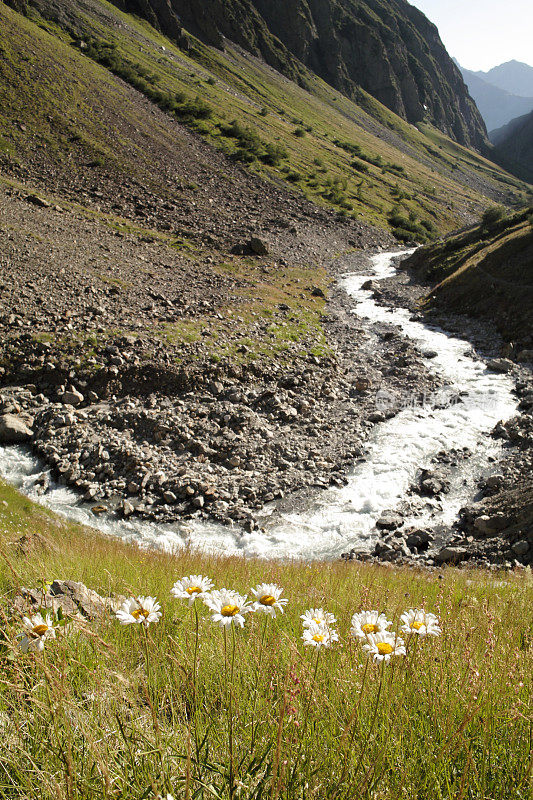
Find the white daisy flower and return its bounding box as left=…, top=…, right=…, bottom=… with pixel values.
left=115, top=596, right=162, bottom=627
left=19, top=612, right=56, bottom=653
left=350, top=610, right=393, bottom=640
left=300, top=608, right=337, bottom=628
left=203, top=589, right=252, bottom=628
left=400, top=609, right=441, bottom=637
left=302, top=622, right=338, bottom=649
left=170, top=575, right=214, bottom=606
left=363, top=632, right=406, bottom=663
left=250, top=583, right=288, bottom=617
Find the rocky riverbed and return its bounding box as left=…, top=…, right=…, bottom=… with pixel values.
left=1, top=244, right=531, bottom=567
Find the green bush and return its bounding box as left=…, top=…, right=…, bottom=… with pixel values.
left=480, top=205, right=506, bottom=230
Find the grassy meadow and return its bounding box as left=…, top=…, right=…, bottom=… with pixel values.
left=0, top=478, right=531, bottom=799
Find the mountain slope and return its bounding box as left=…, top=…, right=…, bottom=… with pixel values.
left=458, top=64, right=533, bottom=131
left=476, top=60, right=533, bottom=98
left=103, top=0, right=488, bottom=150
left=404, top=209, right=533, bottom=348
left=2, top=0, right=528, bottom=244
left=491, top=111, right=533, bottom=184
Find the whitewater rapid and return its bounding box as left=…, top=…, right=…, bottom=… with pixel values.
left=0, top=251, right=518, bottom=560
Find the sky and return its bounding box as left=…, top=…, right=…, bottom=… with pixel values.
left=408, top=0, right=533, bottom=71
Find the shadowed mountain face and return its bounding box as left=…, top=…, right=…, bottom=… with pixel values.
left=491, top=110, right=533, bottom=184
left=475, top=61, right=533, bottom=99
left=108, top=0, right=488, bottom=150
left=458, top=64, right=533, bottom=132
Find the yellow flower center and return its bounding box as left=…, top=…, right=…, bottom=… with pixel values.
left=312, top=617, right=323, bottom=624
left=187, top=586, right=202, bottom=595
left=221, top=604, right=239, bottom=617
left=312, top=633, right=325, bottom=643
left=32, top=624, right=49, bottom=637
left=132, top=608, right=150, bottom=620
left=411, top=621, right=423, bottom=631
left=362, top=623, right=378, bottom=634
left=377, top=642, right=393, bottom=655
left=260, top=594, right=276, bottom=606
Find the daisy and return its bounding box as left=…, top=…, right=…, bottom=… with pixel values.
left=204, top=589, right=252, bottom=628
left=250, top=583, right=288, bottom=617
left=170, top=575, right=214, bottom=606
left=302, top=622, right=339, bottom=649
left=363, top=632, right=406, bottom=663
left=350, top=610, right=393, bottom=640
left=400, top=609, right=441, bottom=637
left=115, top=596, right=162, bottom=627
left=300, top=608, right=337, bottom=628
left=19, top=612, right=56, bottom=653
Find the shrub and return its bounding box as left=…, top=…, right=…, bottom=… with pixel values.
left=480, top=205, right=506, bottom=230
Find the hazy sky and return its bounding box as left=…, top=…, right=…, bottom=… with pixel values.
left=409, top=0, right=533, bottom=71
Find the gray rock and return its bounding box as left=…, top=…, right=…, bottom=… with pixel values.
left=436, top=546, right=468, bottom=564
left=249, top=237, right=269, bottom=256
left=376, top=512, right=403, bottom=530
left=60, top=389, right=84, bottom=407
left=14, top=579, right=114, bottom=619
left=0, top=413, right=33, bottom=443
left=487, top=358, right=513, bottom=373
left=511, top=540, right=529, bottom=556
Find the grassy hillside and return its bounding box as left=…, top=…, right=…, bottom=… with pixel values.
left=0, top=0, right=530, bottom=240
left=405, top=208, right=533, bottom=347
left=0, top=478, right=532, bottom=798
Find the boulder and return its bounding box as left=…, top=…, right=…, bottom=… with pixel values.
left=376, top=512, right=403, bottom=530
left=249, top=237, right=269, bottom=256
left=511, top=540, right=529, bottom=557
left=59, top=388, right=84, bottom=406
left=436, top=546, right=468, bottom=564
left=0, top=413, right=33, bottom=443
left=487, top=358, right=513, bottom=373
left=14, top=579, right=115, bottom=619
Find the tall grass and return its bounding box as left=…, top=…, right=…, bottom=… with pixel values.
left=0, top=481, right=532, bottom=798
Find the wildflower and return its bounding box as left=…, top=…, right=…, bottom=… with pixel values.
left=115, top=596, right=162, bottom=627
left=300, top=608, right=336, bottom=628
left=400, top=609, right=441, bottom=637
left=302, top=622, right=338, bottom=649
left=170, top=575, right=214, bottom=606
left=204, top=589, right=252, bottom=628
left=350, top=610, right=392, bottom=640
left=363, top=632, right=406, bottom=663
left=19, top=612, right=56, bottom=653
left=250, top=583, right=288, bottom=617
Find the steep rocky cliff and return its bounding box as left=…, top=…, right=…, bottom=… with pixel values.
left=108, top=0, right=488, bottom=150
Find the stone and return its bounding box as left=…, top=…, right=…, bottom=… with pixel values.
left=0, top=413, right=33, bottom=443
left=14, top=580, right=115, bottom=619
left=249, top=237, right=269, bottom=256
left=487, top=358, right=513, bottom=373
left=60, top=388, right=84, bottom=406
left=436, top=546, right=468, bottom=564
left=516, top=350, right=533, bottom=362
left=511, top=540, right=529, bottom=557
left=311, top=286, right=326, bottom=298
left=376, top=512, right=403, bottom=530
left=26, top=194, right=50, bottom=208
left=122, top=500, right=135, bottom=517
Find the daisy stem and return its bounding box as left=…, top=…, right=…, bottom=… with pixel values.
left=289, top=648, right=321, bottom=787
left=224, top=626, right=237, bottom=799
left=331, top=655, right=370, bottom=799
left=192, top=603, right=200, bottom=760
left=250, top=613, right=269, bottom=748
left=351, top=658, right=385, bottom=783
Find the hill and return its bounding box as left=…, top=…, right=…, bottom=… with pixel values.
left=404, top=208, right=533, bottom=348
left=1, top=0, right=529, bottom=244
left=491, top=110, right=533, bottom=184
left=475, top=59, right=533, bottom=98
left=458, top=63, right=533, bottom=131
